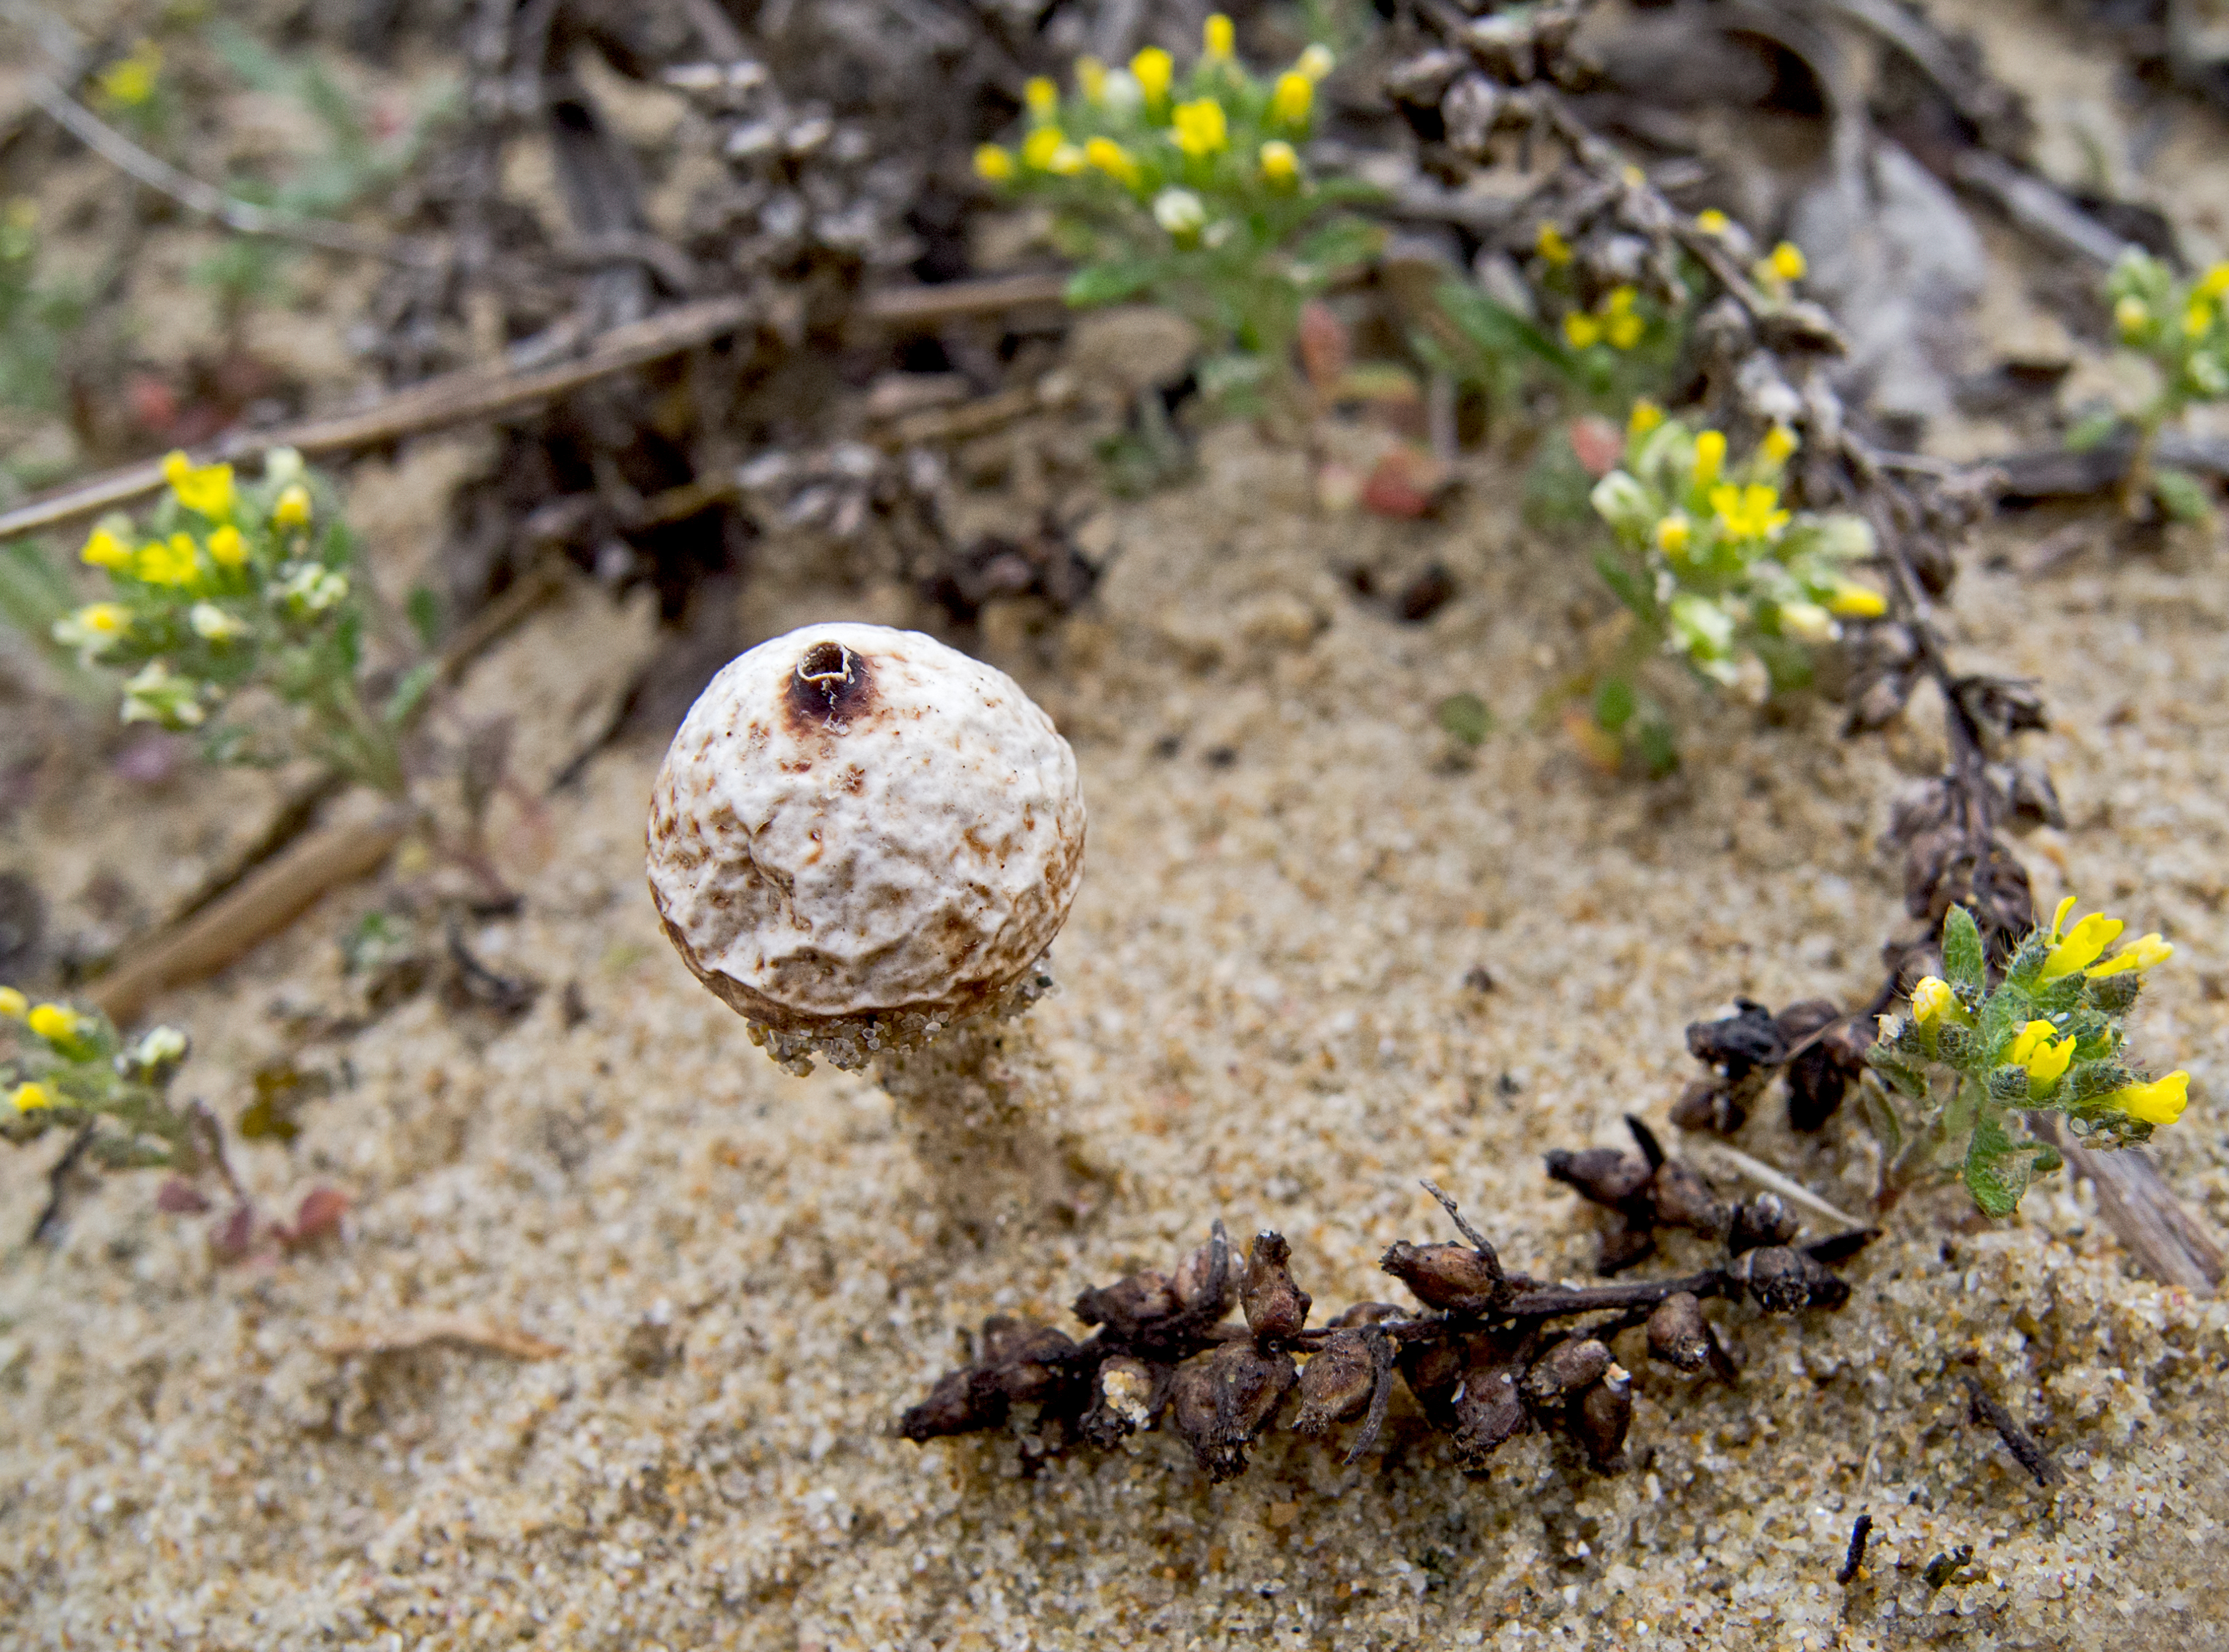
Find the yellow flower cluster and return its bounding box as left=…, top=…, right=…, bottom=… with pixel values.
left=97, top=40, right=162, bottom=110
left=2038, top=896, right=2173, bottom=982
left=1562, top=285, right=1647, bottom=352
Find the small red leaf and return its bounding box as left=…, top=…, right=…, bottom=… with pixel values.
left=282, top=1186, right=352, bottom=1248
left=1297, top=302, right=1350, bottom=398
left=1569, top=416, right=1624, bottom=479
left=155, top=1177, right=211, bottom=1215
left=1361, top=447, right=1452, bottom=519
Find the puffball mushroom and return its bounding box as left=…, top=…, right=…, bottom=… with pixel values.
left=646, top=622, right=1086, bottom=1072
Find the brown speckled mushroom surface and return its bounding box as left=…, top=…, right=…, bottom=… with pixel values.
left=646, top=623, right=1084, bottom=1060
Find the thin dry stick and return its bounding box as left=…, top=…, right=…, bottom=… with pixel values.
left=90, top=801, right=412, bottom=1025
left=26, top=74, right=426, bottom=265
left=0, top=274, right=1069, bottom=546
left=2031, top=1115, right=2223, bottom=1291
left=322, top=1313, right=565, bottom=1360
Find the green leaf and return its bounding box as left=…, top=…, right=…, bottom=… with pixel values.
left=1961, top=1109, right=2062, bottom=1219
left=1634, top=717, right=1679, bottom=779
left=1435, top=691, right=1493, bottom=747
left=1065, top=260, right=1159, bottom=308
left=2152, top=466, right=2213, bottom=524
left=1857, top=1074, right=1905, bottom=1156
left=1433, top=279, right=1572, bottom=378
left=1592, top=675, right=1637, bottom=732
left=2064, top=408, right=2121, bottom=452
left=1941, top=904, right=1986, bottom=1000
left=382, top=660, right=439, bottom=729
left=405, top=585, right=443, bottom=651
left=1591, top=548, right=1656, bottom=621
left=1865, top=1046, right=1929, bottom=1101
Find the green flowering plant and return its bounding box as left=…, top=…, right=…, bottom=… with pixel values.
left=1579, top=404, right=1886, bottom=768
left=0, top=198, right=87, bottom=423
left=0, top=988, right=213, bottom=1177
left=1865, top=900, right=2189, bottom=1216
left=2095, top=251, right=2229, bottom=522
left=974, top=19, right=1379, bottom=402
left=45, top=448, right=424, bottom=795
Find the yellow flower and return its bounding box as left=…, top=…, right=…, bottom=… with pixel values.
left=2112, top=1071, right=2190, bottom=1127
left=1710, top=483, right=1791, bottom=542
left=1604, top=286, right=1636, bottom=316
left=1131, top=46, right=1173, bottom=105
left=1827, top=583, right=1887, bottom=618
left=2007, top=1019, right=2076, bottom=1086
left=1695, top=209, right=1730, bottom=236
left=974, top=144, right=1016, bottom=182
left=1296, top=44, right=1335, bottom=81
left=1076, top=56, right=1108, bottom=105
left=1258, top=140, right=1298, bottom=185
left=1763, top=425, right=1798, bottom=463
left=1270, top=71, right=1313, bottom=127
left=55, top=601, right=131, bottom=654
left=1766, top=241, right=1806, bottom=283
left=2039, top=901, right=2124, bottom=981
left=81, top=527, right=133, bottom=570
left=1910, top=975, right=1954, bottom=1025
left=2185, top=298, right=2213, bottom=338
left=10, top=1082, right=52, bottom=1114
left=1172, top=97, right=1228, bottom=157
left=1692, top=429, right=1726, bottom=487
left=26, top=1002, right=83, bottom=1047
left=1045, top=143, right=1085, bottom=176
left=207, top=524, right=247, bottom=568
left=2201, top=263, right=2229, bottom=300
left=1536, top=223, right=1572, bottom=266
left=97, top=41, right=161, bottom=109
left=162, top=452, right=235, bottom=520
left=1020, top=128, right=1066, bottom=170
left=1204, top=13, right=1234, bottom=60
left=1087, top=138, right=1141, bottom=187
left=1024, top=77, right=1058, bottom=121
left=135, top=533, right=200, bottom=587
left=2085, top=932, right=2173, bottom=980
left=1653, top=513, right=1691, bottom=555
left=0, top=986, right=25, bottom=1019
left=1563, top=312, right=1602, bottom=349
left=2115, top=295, right=2150, bottom=337
left=1606, top=310, right=1644, bottom=350
left=1628, top=399, right=1663, bottom=437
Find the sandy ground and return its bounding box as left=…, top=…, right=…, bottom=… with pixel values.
left=1, top=409, right=2226, bottom=1650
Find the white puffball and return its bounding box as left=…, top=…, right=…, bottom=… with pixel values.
left=646, top=623, right=1084, bottom=1063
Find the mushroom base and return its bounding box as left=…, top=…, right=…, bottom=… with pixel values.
left=725, top=958, right=1057, bottom=1076
left=875, top=994, right=1100, bottom=1240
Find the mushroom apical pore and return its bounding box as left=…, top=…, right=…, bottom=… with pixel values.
left=647, top=622, right=1086, bottom=1071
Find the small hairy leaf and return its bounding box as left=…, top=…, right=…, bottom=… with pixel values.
left=1942, top=906, right=1986, bottom=1000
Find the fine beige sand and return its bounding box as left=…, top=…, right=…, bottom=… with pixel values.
left=2, top=413, right=2226, bottom=1649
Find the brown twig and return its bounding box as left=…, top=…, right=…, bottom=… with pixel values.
left=1958, top=1372, right=2062, bottom=1487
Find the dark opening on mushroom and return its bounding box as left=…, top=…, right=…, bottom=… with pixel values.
left=787, top=641, right=873, bottom=728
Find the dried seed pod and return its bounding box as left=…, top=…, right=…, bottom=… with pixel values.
left=1381, top=1240, right=1507, bottom=1315
left=1545, top=1147, right=1654, bottom=1209
left=1686, top=1000, right=1787, bottom=1080
left=1733, top=1245, right=1851, bottom=1313
left=1649, top=1160, right=1729, bottom=1237
left=1241, top=1230, right=1313, bottom=1345
left=1670, top=1074, right=1749, bottom=1135
left=1396, top=1332, right=1471, bottom=1428
left=898, top=1365, right=1005, bottom=1439
left=1168, top=1342, right=1298, bottom=1481
left=1596, top=1223, right=1657, bottom=1276
left=1573, top=1365, right=1633, bottom=1470
left=1171, top=1229, right=1234, bottom=1319
left=980, top=1319, right=1080, bottom=1403
left=1072, top=1271, right=1184, bottom=1338
left=1081, top=1355, right=1164, bottom=1447
left=1331, top=1301, right=1407, bottom=1328
left=1522, top=1336, right=1612, bottom=1411
left=1295, top=1330, right=1377, bottom=1433
left=1645, top=1291, right=1712, bottom=1372
left=1451, top=1350, right=1531, bottom=1462
left=1779, top=1000, right=1867, bottom=1131
left=1728, top=1193, right=1800, bottom=1254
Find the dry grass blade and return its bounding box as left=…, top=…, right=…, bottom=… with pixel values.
left=322, top=1313, right=566, bottom=1361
